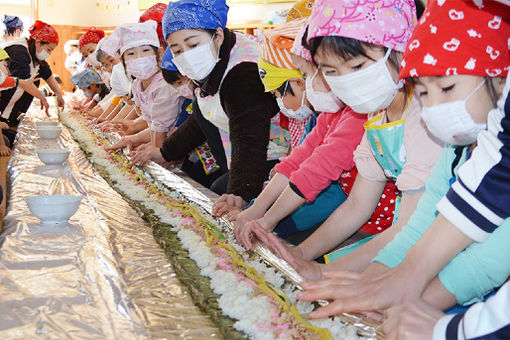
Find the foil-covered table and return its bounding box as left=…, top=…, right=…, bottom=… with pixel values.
left=0, top=109, right=220, bottom=339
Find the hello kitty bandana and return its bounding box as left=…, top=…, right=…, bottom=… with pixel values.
left=400, top=0, right=510, bottom=79
left=102, top=20, right=160, bottom=57
left=307, top=0, right=417, bottom=52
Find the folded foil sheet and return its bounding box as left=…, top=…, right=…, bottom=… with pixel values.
left=145, top=157, right=383, bottom=340
left=0, top=109, right=220, bottom=339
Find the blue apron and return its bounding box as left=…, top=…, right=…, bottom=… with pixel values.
left=324, top=94, right=412, bottom=263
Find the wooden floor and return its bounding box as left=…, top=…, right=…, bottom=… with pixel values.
left=0, top=154, right=8, bottom=232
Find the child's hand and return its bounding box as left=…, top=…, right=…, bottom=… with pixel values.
left=0, top=145, right=11, bottom=157
left=212, top=194, right=247, bottom=217
left=0, top=122, right=9, bottom=130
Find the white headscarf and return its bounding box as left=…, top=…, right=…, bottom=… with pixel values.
left=110, top=63, right=131, bottom=97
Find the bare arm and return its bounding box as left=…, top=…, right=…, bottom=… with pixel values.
left=297, top=175, right=386, bottom=261
left=151, top=130, right=167, bottom=148
left=113, top=105, right=134, bottom=121
left=324, top=191, right=424, bottom=273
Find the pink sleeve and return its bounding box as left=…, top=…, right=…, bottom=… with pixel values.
left=289, top=108, right=366, bottom=202
left=353, top=131, right=387, bottom=182
left=274, top=112, right=328, bottom=179
left=396, top=96, right=444, bottom=192
left=149, top=82, right=183, bottom=133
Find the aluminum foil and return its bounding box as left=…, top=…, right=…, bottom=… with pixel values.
left=0, top=109, right=220, bottom=339
left=144, top=159, right=383, bottom=340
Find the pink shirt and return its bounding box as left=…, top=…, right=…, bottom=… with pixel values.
left=133, top=72, right=184, bottom=133
left=353, top=95, right=444, bottom=192
left=275, top=107, right=366, bottom=202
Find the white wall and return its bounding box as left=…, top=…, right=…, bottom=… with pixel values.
left=38, top=0, right=139, bottom=27
left=227, top=2, right=292, bottom=24
left=38, top=0, right=293, bottom=28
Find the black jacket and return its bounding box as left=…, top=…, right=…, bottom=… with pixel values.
left=0, top=41, right=53, bottom=126
left=160, top=29, right=279, bottom=202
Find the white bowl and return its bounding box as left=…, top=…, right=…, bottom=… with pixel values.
left=36, top=126, right=62, bottom=139
left=36, top=149, right=70, bottom=165
left=35, top=121, right=59, bottom=128
left=26, top=195, right=82, bottom=224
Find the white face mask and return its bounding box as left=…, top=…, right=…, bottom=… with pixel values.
left=276, top=82, right=314, bottom=121
left=324, top=49, right=403, bottom=114
left=125, top=55, right=159, bottom=80
left=36, top=48, right=50, bottom=61
left=176, top=80, right=194, bottom=99
left=306, top=69, right=343, bottom=113
left=172, top=36, right=219, bottom=81
left=421, top=80, right=487, bottom=145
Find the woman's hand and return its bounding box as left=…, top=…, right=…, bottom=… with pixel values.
left=382, top=299, right=444, bottom=340
left=212, top=194, right=247, bottom=217
left=40, top=96, right=50, bottom=116
left=129, top=144, right=165, bottom=166
left=0, top=145, right=11, bottom=157
left=56, top=93, right=65, bottom=109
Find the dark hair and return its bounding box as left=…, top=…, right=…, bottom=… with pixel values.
left=276, top=80, right=296, bottom=97
left=415, top=0, right=425, bottom=20
left=28, top=38, right=49, bottom=66
left=6, top=26, right=21, bottom=36
left=96, top=49, right=107, bottom=63
left=485, top=77, right=500, bottom=107
left=451, top=146, right=467, bottom=177
left=301, top=25, right=311, bottom=54
left=162, top=69, right=181, bottom=84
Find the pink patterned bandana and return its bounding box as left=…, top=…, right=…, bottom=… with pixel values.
left=291, top=20, right=312, bottom=62
left=307, top=0, right=418, bottom=52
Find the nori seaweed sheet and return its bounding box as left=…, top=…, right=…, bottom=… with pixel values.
left=72, top=142, right=247, bottom=339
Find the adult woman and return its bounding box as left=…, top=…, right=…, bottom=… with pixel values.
left=131, top=0, right=280, bottom=204
left=0, top=21, right=64, bottom=130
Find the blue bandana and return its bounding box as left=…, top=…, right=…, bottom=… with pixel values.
left=3, top=15, right=23, bottom=31
left=161, top=48, right=178, bottom=71
left=71, top=69, right=101, bottom=89
left=162, top=0, right=229, bottom=39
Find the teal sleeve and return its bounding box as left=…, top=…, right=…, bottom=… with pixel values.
left=439, top=217, right=510, bottom=306
left=373, top=147, right=456, bottom=268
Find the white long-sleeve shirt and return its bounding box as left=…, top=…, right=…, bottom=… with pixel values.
left=434, top=281, right=510, bottom=339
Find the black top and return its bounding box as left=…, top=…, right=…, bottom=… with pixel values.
left=0, top=42, right=52, bottom=126
left=160, top=29, right=279, bottom=202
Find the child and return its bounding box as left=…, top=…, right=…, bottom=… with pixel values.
left=159, top=48, right=223, bottom=187
left=129, top=0, right=281, bottom=206
left=103, top=20, right=183, bottom=150
left=70, top=69, right=108, bottom=110
left=255, top=0, right=442, bottom=273
left=233, top=18, right=367, bottom=246
left=295, top=0, right=510, bottom=319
